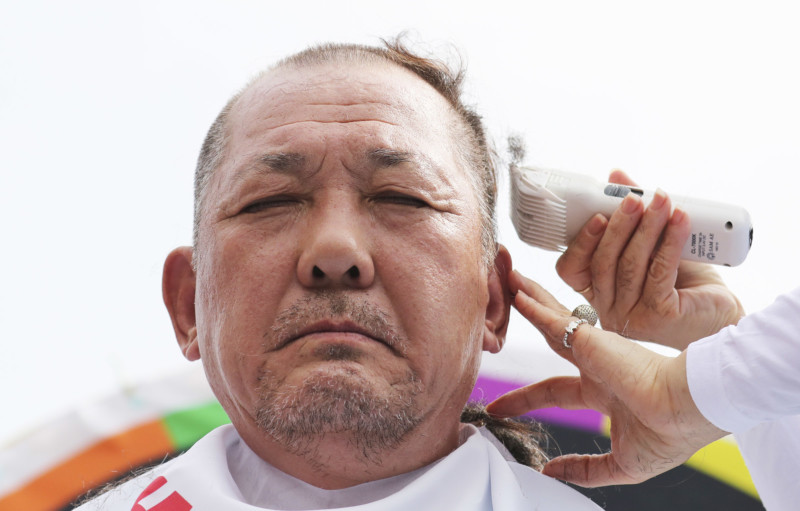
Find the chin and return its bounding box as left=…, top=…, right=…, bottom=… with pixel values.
left=254, top=365, right=423, bottom=457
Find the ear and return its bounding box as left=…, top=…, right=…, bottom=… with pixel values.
left=162, top=246, right=200, bottom=361
left=483, top=245, right=512, bottom=354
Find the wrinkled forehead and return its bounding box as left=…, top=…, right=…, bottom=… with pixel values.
left=226, top=61, right=461, bottom=155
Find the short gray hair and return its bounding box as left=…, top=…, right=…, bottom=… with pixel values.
left=193, top=38, right=498, bottom=266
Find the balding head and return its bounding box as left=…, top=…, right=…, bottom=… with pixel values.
left=192, top=39, right=497, bottom=266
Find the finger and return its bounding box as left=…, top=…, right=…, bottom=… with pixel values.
left=613, top=190, right=672, bottom=313
left=512, top=284, right=604, bottom=361
left=608, top=169, right=637, bottom=186
left=640, top=208, right=691, bottom=312
left=486, top=376, right=585, bottom=418
left=555, top=214, right=608, bottom=300
left=590, top=193, right=644, bottom=313
left=512, top=289, right=579, bottom=360
left=512, top=282, right=663, bottom=394
left=542, top=453, right=641, bottom=487
left=508, top=271, right=570, bottom=315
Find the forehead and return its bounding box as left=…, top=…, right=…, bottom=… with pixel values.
left=223, top=61, right=461, bottom=167
left=235, top=60, right=453, bottom=121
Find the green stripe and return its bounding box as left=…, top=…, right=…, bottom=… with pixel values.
left=162, top=401, right=231, bottom=450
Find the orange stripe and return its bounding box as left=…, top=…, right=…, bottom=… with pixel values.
left=0, top=420, right=174, bottom=511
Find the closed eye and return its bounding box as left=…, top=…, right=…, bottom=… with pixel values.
left=240, top=196, right=299, bottom=214
left=373, top=193, right=429, bottom=208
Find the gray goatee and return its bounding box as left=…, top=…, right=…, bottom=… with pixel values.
left=255, top=291, right=423, bottom=460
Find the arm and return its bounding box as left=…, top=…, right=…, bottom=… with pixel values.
left=687, top=287, right=800, bottom=430
left=686, top=286, right=800, bottom=510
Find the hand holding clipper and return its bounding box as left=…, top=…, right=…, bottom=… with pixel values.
left=510, top=166, right=753, bottom=267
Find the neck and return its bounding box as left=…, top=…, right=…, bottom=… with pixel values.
left=234, top=416, right=464, bottom=489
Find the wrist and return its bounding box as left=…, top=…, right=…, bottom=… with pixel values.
left=669, top=352, right=727, bottom=449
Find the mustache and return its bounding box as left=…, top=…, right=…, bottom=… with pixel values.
left=265, top=291, right=406, bottom=354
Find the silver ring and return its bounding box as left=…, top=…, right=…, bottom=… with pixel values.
left=562, top=319, right=588, bottom=348
left=572, top=304, right=598, bottom=326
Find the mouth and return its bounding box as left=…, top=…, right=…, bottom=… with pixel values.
left=274, top=320, right=390, bottom=352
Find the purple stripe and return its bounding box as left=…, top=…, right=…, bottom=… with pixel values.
left=470, top=375, right=604, bottom=432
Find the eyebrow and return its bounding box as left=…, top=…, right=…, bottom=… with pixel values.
left=259, top=149, right=417, bottom=172
left=257, top=152, right=306, bottom=173
left=237, top=148, right=444, bottom=181
left=368, top=148, right=413, bottom=167
left=367, top=148, right=447, bottom=180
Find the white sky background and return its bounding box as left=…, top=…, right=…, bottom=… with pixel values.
left=2, top=0, right=800, bottom=445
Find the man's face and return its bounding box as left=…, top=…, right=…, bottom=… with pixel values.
left=190, top=62, right=500, bottom=453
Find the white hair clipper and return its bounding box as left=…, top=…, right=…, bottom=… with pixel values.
left=510, top=166, right=753, bottom=267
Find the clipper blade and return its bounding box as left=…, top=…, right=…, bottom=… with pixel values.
left=510, top=165, right=569, bottom=251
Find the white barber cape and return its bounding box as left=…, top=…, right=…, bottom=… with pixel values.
left=76, top=424, right=599, bottom=510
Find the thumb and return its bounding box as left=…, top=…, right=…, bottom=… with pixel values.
left=608, top=169, right=638, bottom=186
left=486, top=376, right=586, bottom=418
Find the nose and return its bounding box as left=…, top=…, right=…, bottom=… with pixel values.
left=296, top=200, right=375, bottom=289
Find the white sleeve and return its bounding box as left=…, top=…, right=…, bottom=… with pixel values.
left=686, top=286, right=800, bottom=432
left=734, top=418, right=800, bottom=511
left=686, top=286, right=800, bottom=510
